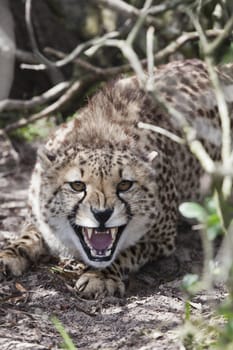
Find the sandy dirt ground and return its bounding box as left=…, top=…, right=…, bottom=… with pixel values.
left=0, top=134, right=227, bottom=350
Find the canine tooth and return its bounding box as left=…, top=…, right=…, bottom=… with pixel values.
left=106, top=249, right=111, bottom=256
left=87, top=228, right=92, bottom=239
left=110, top=227, right=117, bottom=238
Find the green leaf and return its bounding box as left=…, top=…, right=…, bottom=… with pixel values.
left=205, top=197, right=217, bottom=214
left=179, top=202, right=207, bottom=222
left=207, top=213, right=220, bottom=227
left=182, top=274, right=199, bottom=292
left=207, top=225, right=221, bottom=241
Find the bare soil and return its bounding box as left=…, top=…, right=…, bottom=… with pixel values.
left=0, top=135, right=227, bottom=350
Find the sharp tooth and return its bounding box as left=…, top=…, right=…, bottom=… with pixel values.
left=87, top=228, right=92, bottom=239
left=110, top=227, right=118, bottom=239
left=106, top=249, right=111, bottom=256
left=91, top=249, right=96, bottom=256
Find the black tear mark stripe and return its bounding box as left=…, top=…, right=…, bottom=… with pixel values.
left=117, top=193, right=132, bottom=222
left=67, top=191, right=86, bottom=221
left=79, top=191, right=86, bottom=204
left=44, top=186, right=62, bottom=208
left=119, top=168, right=123, bottom=178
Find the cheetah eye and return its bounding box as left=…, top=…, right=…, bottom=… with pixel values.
left=69, top=181, right=86, bottom=192
left=117, top=180, right=133, bottom=192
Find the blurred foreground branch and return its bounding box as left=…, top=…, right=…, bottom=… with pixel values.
left=190, top=11, right=233, bottom=198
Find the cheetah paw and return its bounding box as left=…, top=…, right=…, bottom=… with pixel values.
left=0, top=250, right=28, bottom=279
left=75, top=270, right=125, bottom=299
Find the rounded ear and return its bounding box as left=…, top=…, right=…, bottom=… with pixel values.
left=37, top=146, right=56, bottom=168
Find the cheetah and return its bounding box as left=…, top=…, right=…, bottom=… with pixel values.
left=1, top=59, right=233, bottom=298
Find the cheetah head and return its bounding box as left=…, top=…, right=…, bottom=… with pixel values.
left=30, top=145, right=158, bottom=268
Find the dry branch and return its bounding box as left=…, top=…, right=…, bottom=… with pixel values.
left=3, top=27, right=226, bottom=139
left=21, top=31, right=119, bottom=71
left=19, top=29, right=223, bottom=74
left=148, top=0, right=188, bottom=15
left=2, top=0, right=230, bottom=156
left=146, top=26, right=155, bottom=91
left=15, top=49, right=37, bottom=64
left=4, top=76, right=99, bottom=133
left=151, top=29, right=222, bottom=62
left=126, top=0, right=153, bottom=46
left=91, top=21, right=217, bottom=174
left=206, top=14, right=233, bottom=56
left=138, top=122, right=185, bottom=144
left=0, top=82, right=70, bottom=112
left=92, top=0, right=161, bottom=27
left=189, top=11, right=233, bottom=196
left=25, top=0, right=63, bottom=83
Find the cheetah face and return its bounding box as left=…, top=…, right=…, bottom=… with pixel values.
left=32, top=149, right=157, bottom=268
left=66, top=177, right=131, bottom=263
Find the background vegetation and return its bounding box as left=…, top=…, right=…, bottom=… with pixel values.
left=1, top=0, right=233, bottom=134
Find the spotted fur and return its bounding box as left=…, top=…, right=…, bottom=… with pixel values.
left=1, top=59, right=233, bottom=298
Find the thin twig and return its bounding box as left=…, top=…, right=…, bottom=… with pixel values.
left=103, top=39, right=146, bottom=86
left=92, top=0, right=161, bottom=27
left=148, top=0, right=190, bottom=15
left=15, top=49, right=37, bottom=64
left=21, top=31, right=119, bottom=70
left=206, top=14, right=233, bottom=56
left=148, top=89, right=216, bottom=174
left=138, top=122, right=185, bottom=144
left=127, top=0, right=153, bottom=46
left=20, top=29, right=223, bottom=73
left=0, top=82, right=70, bottom=112
left=152, top=29, right=222, bottom=62
left=25, top=47, right=131, bottom=76
left=100, top=24, right=216, bottom=174
left=196, top=0, right=203, bottom=19
left=146, top=26, right=155, bottom=91
left=25, top=0, right=63, bottom=83
left=4, top=76, right=99, bottom=133
left=190, top=12, right=232, bottom=196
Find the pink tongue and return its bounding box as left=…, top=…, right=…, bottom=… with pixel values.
left=89, top=231, right=112, bottom=250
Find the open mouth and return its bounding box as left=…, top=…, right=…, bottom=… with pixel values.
left=69, top=223, right=126, bottom=262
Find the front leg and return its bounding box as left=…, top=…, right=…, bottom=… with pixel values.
left=75, top=239, right=156, bottom=299
left=0, top=224, right=47, bottom=278
left=75, top=219, right=177, bottom=299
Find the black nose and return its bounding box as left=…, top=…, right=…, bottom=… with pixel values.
left=92, top=208, right=113, bottom=226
